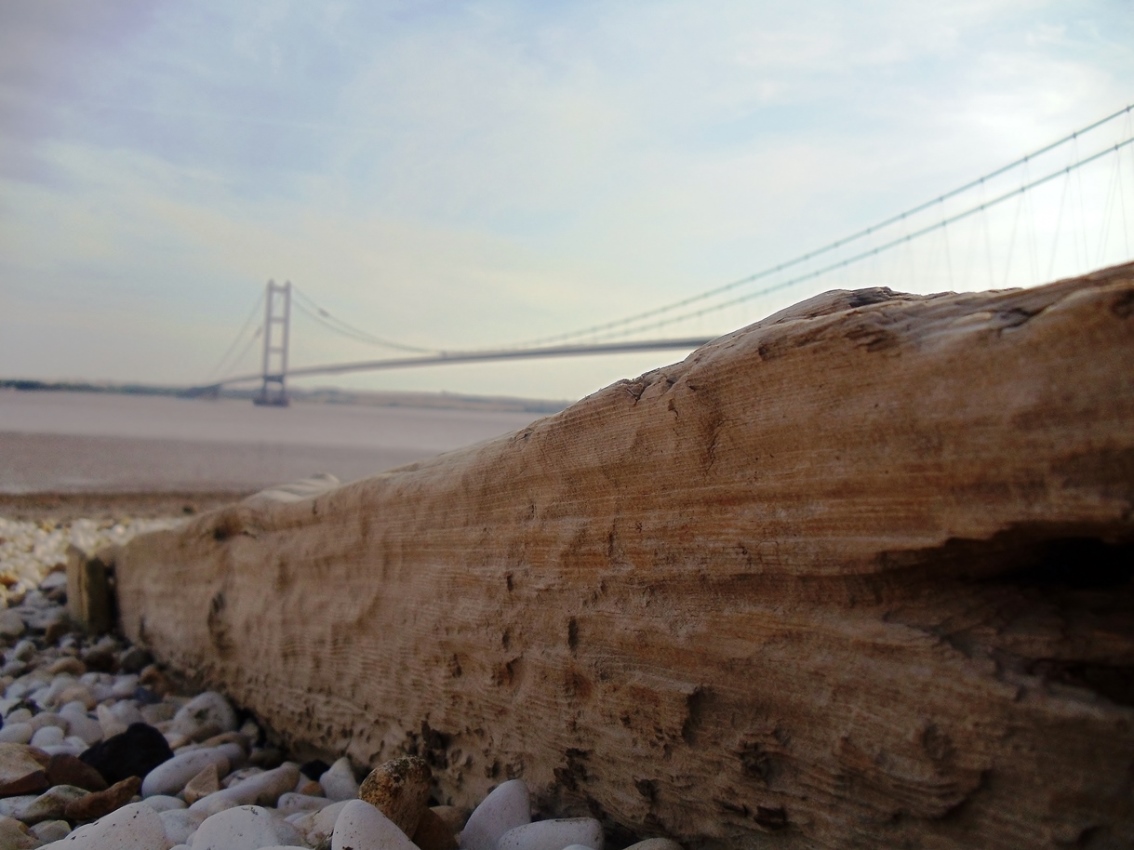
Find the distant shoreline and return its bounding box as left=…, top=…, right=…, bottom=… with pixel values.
left=0, top=379, right=570, bottom=415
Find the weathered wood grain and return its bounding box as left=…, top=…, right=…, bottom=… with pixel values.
left=114, top=263, right=1134, bottom=849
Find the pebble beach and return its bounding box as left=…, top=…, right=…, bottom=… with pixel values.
left=0, top=515, right=682, bottom=850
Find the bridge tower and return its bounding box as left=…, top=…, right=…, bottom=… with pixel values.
left=254, top=280, right=291, bottom=407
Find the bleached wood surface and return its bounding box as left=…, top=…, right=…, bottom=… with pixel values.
left=115, top=264, right=1134, bottom=849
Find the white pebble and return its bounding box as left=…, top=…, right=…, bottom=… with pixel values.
left=160, top=808, right=207, bottom=845
left=319, top=756, right=359, bottom=801
left=141, top=795, right=188, bottom=813
left=30, top=819, right=71, bottom=843
left=277, top=792, right=334, bottom=815
left=39, top=801, right=168, bottom=850
left=0, top=610, right=26, bottom=638
left=143, top=747, right=232, bottom=797
left=0, top=796, right=38, bottom=819
left=60, top=710, right=103, bottom=746
left=293, top=800, right=349, bottom=846
left=29, top=725, right=65, bottom=748
left=0, top=723, right=33, bottom=744
left=171, top=691, right=237, bottom=742
left=331, top=799, right=417, bottom=850
left=39, top=743, right=85, bottom=757
left=190, top=763, right=301, bottom=816
left=461, top=779, right=531, bottom=850
left=95, top=702, right=128, bottom=738
left=110, top=675, right=140, bottom=699
left=190, top=804, right=306, bottom=850
left=497, top=818, right=605, bottom=850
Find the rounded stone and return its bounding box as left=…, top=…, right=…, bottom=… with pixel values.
left=159, top=807, right=206, bottom=845
left=358, top=755, right=432, bottom=837
left=190, top=804, right=306, bottom=850
left=293, top=799, right=348, bottom=846
left=79, top=722, right=174, bottom=785
left=141, top=747, right=231, bottom=798
left=170, top=692, right=237, bottom=742
left=496, top=818, right=605, bottom=850
left=46, top=753, right=108, bottom=792
left=318, top=756, right=359, bottom=801
left=39, top=801, right=167, bottom=850
left=64, top=775, right=142, bottom=823
left=331, top=799, right=418, bottom=850
left=460, top=779, right=531, bottom=850
left=30, top=819, right=71, bottom=844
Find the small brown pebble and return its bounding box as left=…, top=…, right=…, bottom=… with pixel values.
left=55, top=685, right=96, bottom=709
left=183, top=762, right=221, bottom=804
left=26, top=746, right=52, bottom=769
left=199, top=731, right=250, bottom=751
left=0, top=744, right=49, bottom=797
left=430, top=805, right=471, bottom=834
left=44, top=619, right=73, bottom=644
left=117, top=647, right=153, bottom=674
left=359, top=755, right=432, bottom=837
left=63, top=775, right=141, bottom=822
left=45, top=657, right=86, bottom=677
left=248, top=748, right=284, bottom=769
left=0, top=815, right=37, bottom=850
left=413, top=806, right=459, bottom=850
left=298, top=779, right=323, bottom=797
left=46, top=754, right=108, bottom=792
left=80, top=648, right=118, bottom=673
left=138, top=665, right=173, bottom=697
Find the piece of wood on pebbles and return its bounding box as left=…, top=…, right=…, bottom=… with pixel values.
left=113, top=266, right=1134, bottom=848
left=358, top=755, right=432, bottom=836
left=64, top=545, right=114, bottom=635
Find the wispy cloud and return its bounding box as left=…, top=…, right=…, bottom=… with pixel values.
left=1, top=0, right=1131, bottom=398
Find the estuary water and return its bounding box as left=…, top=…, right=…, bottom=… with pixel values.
left=0, top=390, right=548, bottom=494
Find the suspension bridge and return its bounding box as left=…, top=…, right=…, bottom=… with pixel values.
left=194, top=105, right=1134, bottom=406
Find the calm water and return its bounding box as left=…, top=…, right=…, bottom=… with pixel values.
left=0, top=391, right=548, bottom=494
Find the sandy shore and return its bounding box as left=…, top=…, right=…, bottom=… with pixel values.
left=0, top=491, right=246, bottom=521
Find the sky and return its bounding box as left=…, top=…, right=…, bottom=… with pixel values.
left=1, top=1, right=1132, bottom=401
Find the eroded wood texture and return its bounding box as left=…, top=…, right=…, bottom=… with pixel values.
left=115, top=264, right=1134, bottom=849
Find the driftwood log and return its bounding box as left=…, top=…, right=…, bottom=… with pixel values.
left=114, top=263, right=1134, bottom=849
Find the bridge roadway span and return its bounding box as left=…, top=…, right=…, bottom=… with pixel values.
left=193, top=337, right=716, bottom=393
